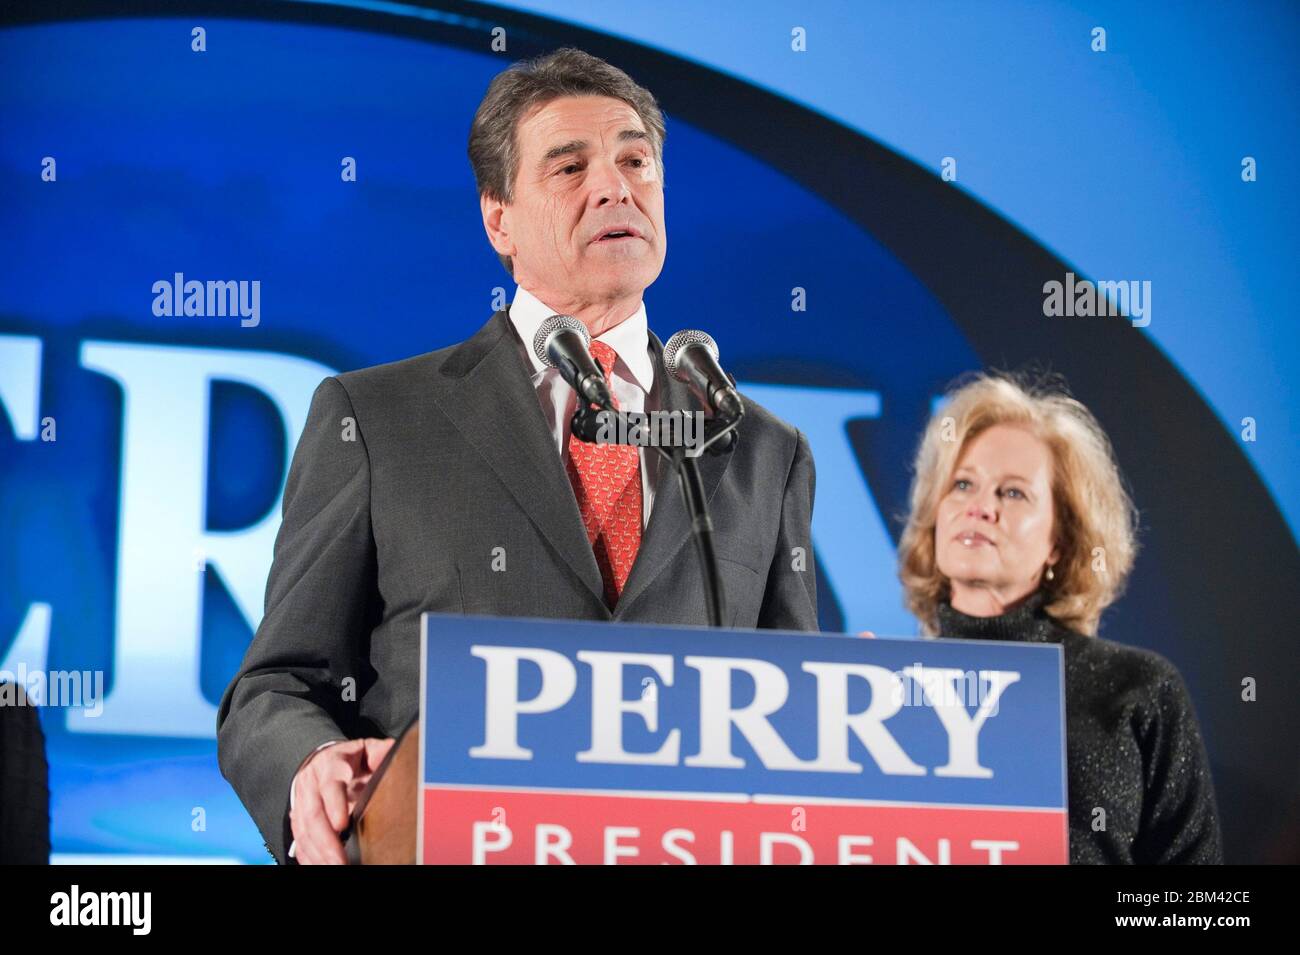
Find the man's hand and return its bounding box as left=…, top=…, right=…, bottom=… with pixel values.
left=289, top=737, right=396, bottom=865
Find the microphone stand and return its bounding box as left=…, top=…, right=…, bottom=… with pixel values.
left=671, top=446, right=724, bottom=627
left=570, top=407, right=741, bottom=628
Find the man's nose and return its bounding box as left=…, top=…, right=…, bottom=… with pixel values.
left=587, top=157, right=631, bottom=207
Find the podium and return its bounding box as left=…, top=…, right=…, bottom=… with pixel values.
left=345, top=717, right=419, bottom=864
left=345, top=613, right=1068, bottom=865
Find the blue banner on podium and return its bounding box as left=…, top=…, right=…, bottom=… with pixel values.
left=418, top=614, right=1067, bottom=864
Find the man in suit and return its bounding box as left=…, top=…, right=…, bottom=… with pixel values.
left=217, top=47, right=817, bottom=865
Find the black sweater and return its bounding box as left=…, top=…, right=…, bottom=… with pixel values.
left=934, top=592, right=1223, bottom=864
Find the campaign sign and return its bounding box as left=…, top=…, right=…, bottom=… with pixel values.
left=418, top=614, right=1067, bottom=865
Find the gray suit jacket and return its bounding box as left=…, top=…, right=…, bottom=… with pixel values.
left=216, top=309, right=817, bottom=863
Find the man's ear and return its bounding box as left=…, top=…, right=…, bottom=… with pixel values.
left=480, top=193, right=517, bottom=259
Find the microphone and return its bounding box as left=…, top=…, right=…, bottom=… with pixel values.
left=533, top=315, right=614, bottom=411
left=662, top=330, right=744, bottom=419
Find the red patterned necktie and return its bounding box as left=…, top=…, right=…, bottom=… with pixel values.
left=565, top=340, right=643, bottom=609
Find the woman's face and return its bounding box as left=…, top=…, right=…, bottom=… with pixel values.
left=934, top=424, right=1060, bottom=612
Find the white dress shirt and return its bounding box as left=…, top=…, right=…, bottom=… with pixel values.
left=505, top=283, right=662, bottom=528
left=287, top=287, right=662, bottom=861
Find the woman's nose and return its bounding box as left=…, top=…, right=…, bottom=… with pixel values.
left=966, top=493, right=996, bottom=521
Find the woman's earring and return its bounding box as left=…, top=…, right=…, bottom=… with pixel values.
left=1045, top=565, right=1055, bottom=582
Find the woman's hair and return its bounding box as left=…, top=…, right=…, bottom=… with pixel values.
left=898, top=372, right=1139, bottom=635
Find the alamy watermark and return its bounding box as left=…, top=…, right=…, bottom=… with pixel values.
left=891, top=664, right=1012, bottom=718
left=1042, top=271, right=1150, bottom=327
left=50, top=885, right=151, bottom=935
left=593, top=409, right=705, bottom=451
left=152, top=272, right=260, bottom=327
left=0, top=663, right=104, bottom=716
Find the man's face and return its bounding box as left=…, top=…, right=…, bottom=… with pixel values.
left=483, top=95, right=666, bottom=305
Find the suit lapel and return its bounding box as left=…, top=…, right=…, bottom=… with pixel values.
left=429, top=310, right=607, bottom=610
left=613, top=328, right=737, bottom=620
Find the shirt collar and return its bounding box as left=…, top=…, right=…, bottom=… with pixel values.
left=507, top=284, right=656, bottom=393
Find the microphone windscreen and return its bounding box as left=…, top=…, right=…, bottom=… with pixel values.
left=662, top=329, right=720, bottom=382
left=533, top=314, right=590, bottom=368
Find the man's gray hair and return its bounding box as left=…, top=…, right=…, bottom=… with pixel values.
left=468, top=47, right=667, bottom=277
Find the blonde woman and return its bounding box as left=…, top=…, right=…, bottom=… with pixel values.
left=897, top=372, right=1222, bottom=864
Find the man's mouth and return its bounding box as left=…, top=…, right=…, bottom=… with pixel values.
left=592, top=226, right=643, bottom=243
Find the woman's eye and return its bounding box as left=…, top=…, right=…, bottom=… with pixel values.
left=953, top=479, right=971, bottom=491
left=1001, top=487, right=1025, bottom=500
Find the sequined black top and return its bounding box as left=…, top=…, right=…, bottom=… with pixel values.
left=934, top=592, right=1223, bottom=864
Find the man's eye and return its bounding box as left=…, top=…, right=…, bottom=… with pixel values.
left=626, top=157, right=645, bottom=168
